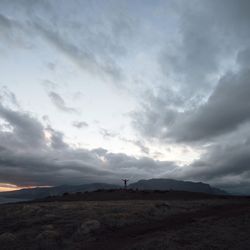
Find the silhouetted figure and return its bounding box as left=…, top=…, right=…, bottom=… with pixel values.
left=122, top=179, right=129, bottom=189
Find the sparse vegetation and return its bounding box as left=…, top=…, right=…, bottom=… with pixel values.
left=0, top=191, right=250, bottom=249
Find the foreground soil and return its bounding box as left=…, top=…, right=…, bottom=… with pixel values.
left=0, top=191, right=250, bottom=249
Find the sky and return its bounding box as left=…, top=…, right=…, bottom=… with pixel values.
left=0, top=0, right=250, bottom=194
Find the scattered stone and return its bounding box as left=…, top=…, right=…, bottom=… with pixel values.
left=36, top=230, right=60, bottom=241
left=36, top=230, right=60, bottom=249
left=0, top=232, right=16, bottom=243
left=79, top=220, right=101, bottom=234
left=155, top=202, right=171, bottom=209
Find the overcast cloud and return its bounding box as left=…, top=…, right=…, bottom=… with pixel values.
left=0, top=102, right=175, bottom=187
left=0, top=0, right=250, bottom=193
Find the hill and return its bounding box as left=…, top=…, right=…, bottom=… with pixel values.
left=0, top=194, right=249, bottom=250
left=0, top=179, right=227, bottom=202
left=0, top=183, right=119, bottom=202
left=128, top=179, right=227, bottom=195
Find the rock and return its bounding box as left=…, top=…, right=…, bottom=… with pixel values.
left=79, top=220, right=100, bottom=234
left=36, top=230, right=60, bottom=249
left=155, top=202, right=171, bottom=209
left=103, top=216, right=129, bottom=228
left=36, top=230, right=60, bottom=241
left=0, top=233, right=17, bottom=249
left=148, top=203, right=171, bottom=218
left=0, top=232, right=16, bottom=243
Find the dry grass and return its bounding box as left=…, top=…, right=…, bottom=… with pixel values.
left=0, top=198, right=249, bottom=249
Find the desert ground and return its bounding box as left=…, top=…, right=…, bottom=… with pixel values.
left=0, top=191, right=250, bottom=249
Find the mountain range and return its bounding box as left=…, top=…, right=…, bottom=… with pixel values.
left=0, top=179, right=227, bottom=202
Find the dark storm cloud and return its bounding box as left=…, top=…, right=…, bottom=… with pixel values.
left=0, top=104, right=175, bottom=187
left=129, top=0, right=250, bottom=194
left=170, top=125, right=250, bottom=194
left=169, top=67, right=250, bottom=142
left=134, top=52, right=250, bottom=143
left=0, top=103, right=45, bottom=149
left=46, top=126, right=69, bottom=150
left=134, top=0, right=250, bottom=143
left=160, top=3, right=219, bottom=93
left=103, top=152, right=176, bottom=177
left=160, top=0, right=250, bottom=94
left=154, top=0, right=250, bottom=144
left=1, top=0, right=250, bottom=194
left=0, top=149, right=113, bottom=187
left=48, top=91, right=77, bottom=113
left=132, top=95, right=180, bottom=140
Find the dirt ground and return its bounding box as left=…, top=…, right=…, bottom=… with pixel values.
left=0, top=195, right=250, bottom=249
left=87, top=201, right=250, bottom=250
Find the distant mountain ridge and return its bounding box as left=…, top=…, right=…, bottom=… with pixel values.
left=0, top=179, right=227, bottom=201
left=128, top=179, right=227, bottom=195
left=0, top=183, right=120, bottom=200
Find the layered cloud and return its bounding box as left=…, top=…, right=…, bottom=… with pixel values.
left=72, top=121, right=88, bottom=129
left=133, top=53, right=250, bottom=144
left=35, top=22, right=124, bottom=83
left=133, top=0, right=250, bottom=144
left=0, top=103, right=176, bottom=187
left=48, top=91, right=77, bottom=113
left=1, top=0, right=250, bottom=194
left=130, top=0, right=250, bottom=193
left=173, top=123, right=250, bottom=194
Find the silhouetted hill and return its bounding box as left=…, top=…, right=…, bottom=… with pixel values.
left=0, top=183, right=120, bottom=201
left=0, top=179, right=227, bottom=202
left=128, top=179, right=227, bottom=195
left=35, top=189, right=232, bottom=203
left=1, top=195, right=249, bottom=250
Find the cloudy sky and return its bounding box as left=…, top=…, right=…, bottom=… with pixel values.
left=0, top=0, right=250, bottom=193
